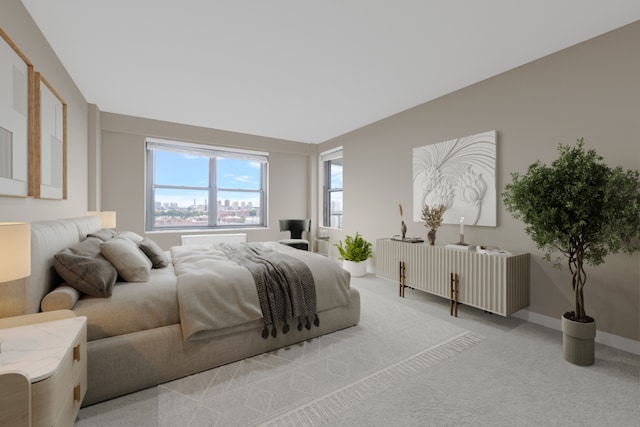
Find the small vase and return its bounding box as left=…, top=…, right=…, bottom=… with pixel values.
left=427, top=229, right=436, bottom=245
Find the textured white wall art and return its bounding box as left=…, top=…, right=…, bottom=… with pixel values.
left=413, top=130, right=496, bottom=227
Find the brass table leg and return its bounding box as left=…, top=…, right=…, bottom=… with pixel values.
left=399, top=261, right=406, bottom=298
left=450, top=272, right=459, bottom=317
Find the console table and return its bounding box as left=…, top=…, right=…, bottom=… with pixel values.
left=376, top=238, right=530, bottom=316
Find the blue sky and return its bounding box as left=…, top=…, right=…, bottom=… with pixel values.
left=154, top=152, right=261, bottom=207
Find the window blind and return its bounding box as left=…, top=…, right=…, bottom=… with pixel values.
left=321, top=147, right=343, bottom=162
left=146, top=138, right=268, bottom=163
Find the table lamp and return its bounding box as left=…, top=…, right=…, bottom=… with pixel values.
left=88, top=211, right=116, bottom=229
left=0, top=222, right=31, bottom=353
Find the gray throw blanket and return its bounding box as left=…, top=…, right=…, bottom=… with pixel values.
left=219, top=243, right=319, bottom=339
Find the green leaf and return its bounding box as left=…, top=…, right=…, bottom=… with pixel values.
left=502, top=138, right=640, bottom=319
left=334, top=232, right=372, bottom=262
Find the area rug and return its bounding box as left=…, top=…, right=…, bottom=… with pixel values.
left=76, top=284, right=484, bottom=426
left=155, top=285, right=484, bottom=427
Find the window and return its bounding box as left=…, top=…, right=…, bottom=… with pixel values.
left=321, top=148, right=343, bottom=228
left=145, top=138, right=268, bottom=231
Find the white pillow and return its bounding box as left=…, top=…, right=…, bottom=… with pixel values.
left=116, top=231, right=145, bottom=245
left=100, top=237, right=152, bottom=282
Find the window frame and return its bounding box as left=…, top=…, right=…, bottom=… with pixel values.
left=145, top=138, right=268, bottom=231
left=321, top=147, right=343, bottom=229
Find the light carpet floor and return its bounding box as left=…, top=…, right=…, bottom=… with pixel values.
left=75, top=275, right=639, bottom=427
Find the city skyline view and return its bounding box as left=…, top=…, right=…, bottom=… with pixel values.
left=154, top=151, right=263, bottom=207
left=151, top=150, right=264, bottom=227
left=150, top=149, right=343, bottom=228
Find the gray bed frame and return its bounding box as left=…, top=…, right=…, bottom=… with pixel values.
left=26, top=217, right=361, bottom=406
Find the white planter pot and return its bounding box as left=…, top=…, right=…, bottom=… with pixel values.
left=342, top=260, right=367, bottom=277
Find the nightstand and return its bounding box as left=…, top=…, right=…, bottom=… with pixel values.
left=0, top=310, right=87, bottom=427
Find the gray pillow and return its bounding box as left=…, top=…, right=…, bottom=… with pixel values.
left=139, top=237, right=169, bottom=268
left=87, top=229, right=118, bottom=241
left=100, top=237, right=152, bottom=282
left=54, top=237, right=118, bottom=297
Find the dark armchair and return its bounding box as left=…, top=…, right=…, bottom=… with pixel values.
left=278, top=219, right=311, bottom=251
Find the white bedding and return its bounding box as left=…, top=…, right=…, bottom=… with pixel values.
left=171, top=242, right=351, bottom=341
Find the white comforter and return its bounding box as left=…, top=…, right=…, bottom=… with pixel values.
left=170, top=242, right=351, bottom=341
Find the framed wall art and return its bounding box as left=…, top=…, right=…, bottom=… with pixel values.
left=0, top=28, right=33, bottom=198
left=412, top=130, right=497, bottom=227
left=32, top=72, right=67, bottom=199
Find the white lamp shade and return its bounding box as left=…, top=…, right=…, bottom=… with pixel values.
left=0, top=222, right=31, bottom=282
left=88, top=211, right=117, bottom=229
left=100, top=211, right=116, bottom=229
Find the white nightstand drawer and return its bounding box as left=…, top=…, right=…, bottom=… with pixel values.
left=53, top=363, right=87, bottom=427
left=0, top=312, right=87, bottom=427
left=31, top=321, right=87, bottom=427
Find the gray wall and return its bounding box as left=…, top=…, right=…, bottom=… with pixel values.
left=0, top=0, right=89, bottom=221
left=100, top=113, right=315, bottom=249
left=0, top=0, right=90, bottom=316
left=320, top=21, right=640, bottom=341
left=0, top=0, right=637, bottom=343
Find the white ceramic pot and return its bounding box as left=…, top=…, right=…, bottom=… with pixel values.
left=342, top=259, right=367, bottom=277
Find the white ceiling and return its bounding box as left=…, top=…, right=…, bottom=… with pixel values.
left=21, top=1, right=640, bottom=144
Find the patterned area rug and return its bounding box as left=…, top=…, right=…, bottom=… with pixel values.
left=152, top=285, right=484, bottom=427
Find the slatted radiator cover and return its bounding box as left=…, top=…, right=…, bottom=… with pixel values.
left=181, top=233, right=247, bottom=246
left=376, top=238, right=530, bottom=316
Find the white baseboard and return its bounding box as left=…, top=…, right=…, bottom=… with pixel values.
left=513, top=309, right=640, bottom=356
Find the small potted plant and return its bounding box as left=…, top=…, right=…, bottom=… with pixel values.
left=502, top=138, right=640, bottom=365
left=334, top=232, right=372, bottom=277
left=421, top=204, right=447, bottom=245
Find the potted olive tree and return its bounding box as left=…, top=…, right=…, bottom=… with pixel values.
left=502, top=139, right=640, bottom=365
left=334, top=232, right=372, bottom=277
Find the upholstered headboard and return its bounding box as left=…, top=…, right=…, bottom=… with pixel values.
left=25, top=216, right=101, bottom=314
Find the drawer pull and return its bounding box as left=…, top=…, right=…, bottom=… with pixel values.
left=73, top=344, right=81, bottom=362
left=74, top=384, right=81, bottom=402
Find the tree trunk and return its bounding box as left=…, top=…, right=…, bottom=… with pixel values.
left=571, top=252, right=587, bottom=319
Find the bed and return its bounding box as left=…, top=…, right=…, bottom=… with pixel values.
left=24, top=216, right=360, bottom=406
